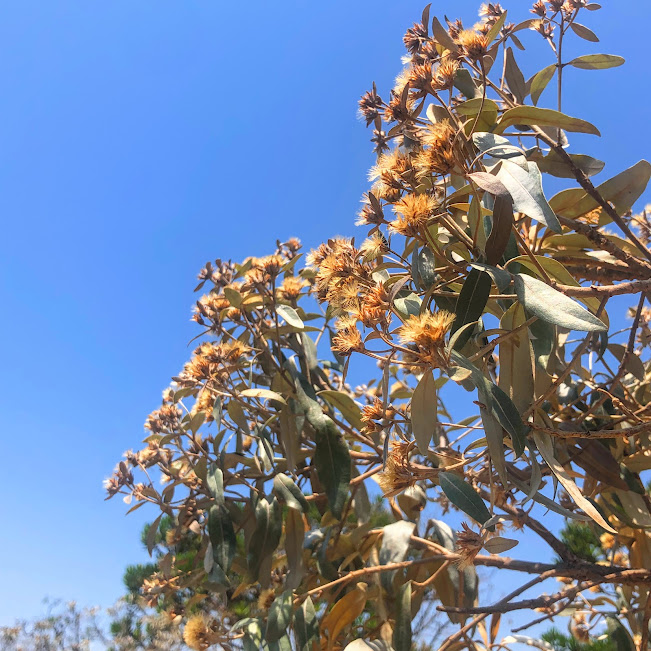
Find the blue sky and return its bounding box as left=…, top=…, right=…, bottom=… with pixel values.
left=0, top=0, right=649, bottom=632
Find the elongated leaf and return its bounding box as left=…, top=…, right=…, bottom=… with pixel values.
left=533, top=149, right=604, bottom=179
left=414, top=246, right=438, bottom=289
left=411, top=370, right=437, bottom=453
left=285, top=507, right=306, bottom=590
left=322, top=583, right=368, bottom=650
left=569, top=22, right=599, bottom=42
left=277, top=304, right=305, bottom=329
left=499, top=303, right=534, bottom=414
left=607, top=343, right=646, bottom=381
left=266, top=590, right=294, bottom=643
left=529, top=64, right=556, bottom=105
left=452, top=268, right=491, bottom=349
left=248, top=497, right=283, bottom=582
left=486, top=194, right=514, bottom=265
left=533, top=432, right=616, bottom=533
left=208, top=504, right=236, bottom=577
left=497, top=106, right=600, bottom=135
left=380, top=520, right=415, bottom=559
left=472, top=132, right=527, bottom=165
left=293, top=374, right=351, bottom=519
left=393, top=582, right=412, bottom=651
left=470, top=263, right=512, bottom=293
left=506, top=254, right=604, bottom=317
left=467, top=171, right=509, bottom=196
left=240, top=388, right=287, bottom=404
left=482, top=380, right=527, bottom=457
left=318, top=390, right=364, bottom=429
left=504, top=47, right=526, bottom=103
left=486, top=9, right=507, bottom=43
left=313, top=419, right=351, bottom=519
left=273, top=474, right=309, bottom=512
left=559, top=160, right=651, bottom=218
left=449, top=350, right=527, bottom=456
left=439, top=471, right=491, bottom=526
left=569, top=54, right=624, bottom=70
left=294, top=597, right=319, bottom=651
left=479, top=393, right=508, bottom=486
left=514, top=273, right=607, bottom=332
left=497, top=160, right=562, bottom=232
left=483, top=537, right=519, bottom=554
left=431, top=16, right=459, bottom=53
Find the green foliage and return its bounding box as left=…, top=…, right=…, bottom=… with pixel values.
left=559, top=522, right=603, bottom=564
left=541, top=627, right=616, bottom=651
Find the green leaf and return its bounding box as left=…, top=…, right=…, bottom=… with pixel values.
left=483, top=536, right=519, bottom=554
left=514, top=273, right=607, bottom=332
left=532, top=149, right=605, bottom=179
left=485, top=194, right=514, bottom=265
left=470, top=263, right=512, bottom=293
left=533, top=432, right=616, bottom=533
left=569, top=22, right=599, bottom=42
left=439, top=471, right=491, bottom=526
left=224, top=286, right=242, bottom=307
left=449, top=351, right=527, bottom=456
left=294, top=597, right=319, bottom=651
left=479, top=393, right=508, bottom=485
left=394, top=292, right=422, bottom=318
left=452, top=268, right=492, bottom=349
left=248, top=497, right=283, bottom=583
left=529, top=317, right=555, bottom=369
left=392, top=582, right=412, bottom=651
left=481, top=378, right=527, bottom=457
left=498, top=302, right=534, bottom=415
left=504, top=47, right=526, bottom=103
left=273, top=474, right=309, bottom=512
left=497, top=106, right=600, bottom=135
left=411, top=370, right=437, bottom=453
left=569, top=54, right=625, bottom=70
left=431, top=16, right=459, bottom=53
left=208, top=503, right=236, bottom=578
left=607, top=343, right=646, bottom=381
left=266, top=590, right=294, bottom=643
left=318, top=390, right=365, bottom=430
left=605, top=616, right=635, bottom=651
left=413, top=246, right=438, bottom=289
left=486, top=10, right=507, bottom=44
left=240, top=388, right=287, bottom=404
left=472, top=132, right=527, bottom=166
left=454, top=68, right=480, bottom=100
left=314, top=418, right=351, bottom=519
left=497, top=161, right=561, bottom=233
left=379, top=521, right=416, bottom=590
left=558, top=160, right=651, bottom=218
left=285, top=506, right=306, bottom=589
left=467, top=171, right=509, bottom=196
left=277, top=304, right=305, bottom=329
left=529, top=64, right=556, bottom=105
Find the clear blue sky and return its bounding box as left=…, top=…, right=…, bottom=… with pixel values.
left=0, top=0, right=649, bottom=628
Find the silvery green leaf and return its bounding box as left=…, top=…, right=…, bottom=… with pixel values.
left=514, top=274, right=607, bottom=331
left=496, top=160, right=562, bottom=233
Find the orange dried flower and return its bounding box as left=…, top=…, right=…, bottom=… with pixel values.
left=397, top=311, right=455, bottom=368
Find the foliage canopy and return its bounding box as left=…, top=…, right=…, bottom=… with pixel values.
left=107, top=1, right=651, bottom=649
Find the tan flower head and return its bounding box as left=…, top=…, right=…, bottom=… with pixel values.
left=390, top=193, right=438, bottom=237
left=397, top=310, right=455, bottom=368
left=456, top=522, right=485, bottom=569
left=183, top=615, right=221, bottom=651
left=378, top=441, right=418, bottom=497
left=457, top=30, right=489, bottom=60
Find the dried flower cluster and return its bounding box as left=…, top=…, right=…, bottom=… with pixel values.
left=108, top=2, right=651, bottom=649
